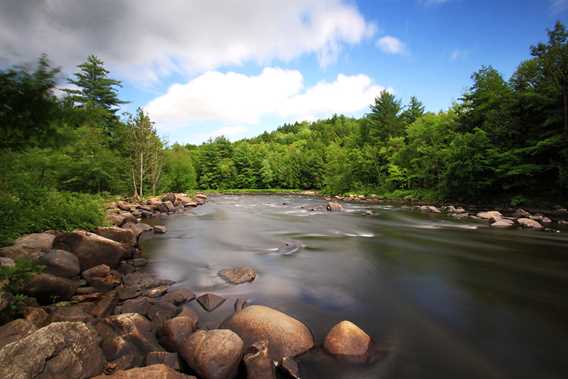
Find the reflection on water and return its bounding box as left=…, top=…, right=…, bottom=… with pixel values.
left=141, top=195, right=568, bottom=379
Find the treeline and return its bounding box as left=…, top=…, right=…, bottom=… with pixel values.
left=189, top=22, right=568, bottom=204
left=1, top=22, right=567, bottom=242
left=0, top=55, right=195, bottom=244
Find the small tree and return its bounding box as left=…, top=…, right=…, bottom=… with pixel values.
left=126, top=108, right=163, bottom=198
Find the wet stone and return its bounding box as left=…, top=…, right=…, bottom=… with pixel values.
left=197, top=293, right=226, bottom=312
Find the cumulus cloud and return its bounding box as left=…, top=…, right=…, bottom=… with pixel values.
left=145, top=67, right=384, bottom=129
left=376, top=36, right=408, bottom=55
left=0, top=0, right=375, bottom=83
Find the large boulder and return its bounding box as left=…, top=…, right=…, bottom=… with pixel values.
left=218, top=266, right=256, bottom=284
left=24, top=273, right=79, bottom=304
left=158, top=316, right=198, bottom=352
left=93, top=364, right=194, bottom=379
left=53, top=231, right=128, bottom=270
left=39, top=249, right=80, bottom=278
left=0, top=321, right=105, bottom=379
left=49, top=303, right=95, bottom=323
left=0, top=232, right=55, bottom=262
left=95, top=226, right=137, bottom=246
left=146, top=352, right=181, bottom=371
left=179, top=329, right=244, bottom=379
left=323, top=320, right=371, bottom=357
left=98, top=313, right=163, bottom=370
left=0, top=318, right=37, bottom=349
left=220, top=305, right=314, bottom=360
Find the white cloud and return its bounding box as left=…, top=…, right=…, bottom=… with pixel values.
left=0, top=0, right=375, bottom=83
left=145, top=67, right=384, bottom=129
left=376, top=36, right=408, bottom=55
left=550, top=0, right=568, bottom=13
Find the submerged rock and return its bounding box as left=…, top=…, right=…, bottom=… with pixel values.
left=197, top=293, right=226, bottom=312
left=0, top=321, right=105, bottom=379
left=323, top=320, right=371, bottom=358
left=326, top=202, right=343, bottom=212
left=220, top=305, right=314, bottom=360
left=219, top=266, right=257, bottom=284
left=276, top=240, right=302, bottom=255
left=179, top=329, right=244, bottom=379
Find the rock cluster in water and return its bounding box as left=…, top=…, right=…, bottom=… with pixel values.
left=0, top=192, right=378, bottom=378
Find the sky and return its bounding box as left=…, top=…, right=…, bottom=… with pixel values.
left=1, top=0, right=567, bottom=145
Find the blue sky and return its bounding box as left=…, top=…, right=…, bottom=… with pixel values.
left=2, top=0, right=567, bottom=144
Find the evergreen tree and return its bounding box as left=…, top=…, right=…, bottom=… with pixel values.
left=365, top=91, right=403, bottom=142
left=401, top=96, right=425, bottom=126
left=64, top=55, right=127, bottom=114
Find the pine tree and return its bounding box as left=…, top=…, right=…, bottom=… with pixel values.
left=401, top=96, right=425, bottom=126
left=64, top=55, right=127, bottom=114
left=365, top=91, right=403, bottom=142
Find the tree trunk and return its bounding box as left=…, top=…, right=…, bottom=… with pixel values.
left=139, top=152, right=144, bottom=198
left=131, top=167, right=139, bottom=198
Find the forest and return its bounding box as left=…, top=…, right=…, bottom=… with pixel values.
left=1, top=22, right=567, bottom=244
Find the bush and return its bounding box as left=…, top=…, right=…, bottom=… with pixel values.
left=0, top=259, right=44, bottom=322
left=0, top=190, right=105, bottom=246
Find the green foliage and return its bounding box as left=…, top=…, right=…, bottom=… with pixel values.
left=0, top=259, right=44, bottom=320
left=161, top=145, right=197, bottom=193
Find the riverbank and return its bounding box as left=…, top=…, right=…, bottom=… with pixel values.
left=0, top=192, right=380, bottom=378
left=206, top=189, right=568, bottom=231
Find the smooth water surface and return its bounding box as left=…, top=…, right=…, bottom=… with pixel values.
left=141, top=195, right=568, bottom=378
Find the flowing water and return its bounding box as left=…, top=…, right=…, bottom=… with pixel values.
left=141, top=195, right=568, bottom=378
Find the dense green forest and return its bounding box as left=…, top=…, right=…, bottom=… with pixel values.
left=1, top=22, right=567, bottom=244
left=190, top=22, right=568, bottom=202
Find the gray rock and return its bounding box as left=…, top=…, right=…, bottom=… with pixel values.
left=39, top=249, right=81, bottom=278
left=159, top=315, right=198, bottom=352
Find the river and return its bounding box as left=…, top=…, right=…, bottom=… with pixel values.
left=141, top=194, right=568, bottom=378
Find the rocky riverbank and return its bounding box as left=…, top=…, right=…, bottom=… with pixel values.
left=319, top=193, right=568, bottom=231
left=0, top=193, right=376, bottom=379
